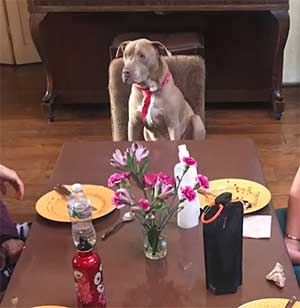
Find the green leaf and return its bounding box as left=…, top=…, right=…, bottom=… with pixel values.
left=139, top=159, right=149, bottom=176
left=126, top=152, right=134, bottom=170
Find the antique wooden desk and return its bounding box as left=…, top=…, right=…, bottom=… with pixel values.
left=2, top=138, right=300, bottom=307
left=28, top=0, right=289, bottom=120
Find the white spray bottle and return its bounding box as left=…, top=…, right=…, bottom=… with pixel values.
left=174, top=144, right=200, bottom=229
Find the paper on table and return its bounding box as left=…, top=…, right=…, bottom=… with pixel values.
left=243, top=215, right=272, bottom=238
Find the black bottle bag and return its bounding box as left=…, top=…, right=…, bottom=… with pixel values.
left=202, top=192, right=243, bottom=295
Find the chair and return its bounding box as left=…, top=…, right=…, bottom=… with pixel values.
left=108, top=55, right=206, bottom=141
left=275, top=207, right=300, bottom=283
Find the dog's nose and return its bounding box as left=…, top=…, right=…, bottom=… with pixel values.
left=122, top=69, right=130, bottom=78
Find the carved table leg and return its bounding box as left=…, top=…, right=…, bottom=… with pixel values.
left=30, top=12, right=57, bottom=120
left=271, top=10, right=290, bottom=120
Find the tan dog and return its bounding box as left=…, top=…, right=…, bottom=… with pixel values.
left=116, top=38, right=206, bottom=141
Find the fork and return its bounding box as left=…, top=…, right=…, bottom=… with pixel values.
left=284, top=296, right=297, bottom=308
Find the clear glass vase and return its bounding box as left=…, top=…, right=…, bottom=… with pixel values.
left=143, top=227, right=167, bottom=260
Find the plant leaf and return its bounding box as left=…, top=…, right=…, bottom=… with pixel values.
left=139, top=159, right=149, bottom=176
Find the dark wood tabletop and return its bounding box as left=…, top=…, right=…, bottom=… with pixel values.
left=2, top=138, right=299, bottom=307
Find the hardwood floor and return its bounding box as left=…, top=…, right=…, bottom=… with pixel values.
left=0, top=64, right=299, bottom=222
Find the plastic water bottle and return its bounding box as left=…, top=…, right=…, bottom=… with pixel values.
left=174, top=144, right=200, bottom=229
left=68, top=183, right=96, bottom=247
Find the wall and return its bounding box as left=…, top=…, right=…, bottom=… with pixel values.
left=283, top=0, right=300, bottom=84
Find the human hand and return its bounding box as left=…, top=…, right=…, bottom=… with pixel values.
left=0, top=164, right=24, bottom=200
left=285, top=237, right=300, bottom=264
left=1, top=239, right=24, bottom=264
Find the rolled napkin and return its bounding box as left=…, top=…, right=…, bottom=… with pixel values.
left=266, top=262, right=286, bottom=288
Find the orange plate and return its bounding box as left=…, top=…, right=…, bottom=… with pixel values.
left=36, top=185, right=115, bottom=222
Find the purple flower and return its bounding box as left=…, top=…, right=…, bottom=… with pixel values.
left=110, top=149, right=127, bottom=169
left=130, top=143, right=149, bottom=162
left=158, top=184, right=175, bottom=200
left=182, top=156, right=197, bottom=167
left=196, top=175, right=209, bottom=189
left=180, top=186, right=196, bottom=201
left=112, top=188, right=133, bottom=209
left=108, top=172, right=130, bottom=187
left=138, top=198, right=151, bottom=212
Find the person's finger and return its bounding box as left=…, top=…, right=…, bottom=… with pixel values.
left=15, top=178, right=24, bottom=200
left=9, top=176, right=24, bottom=200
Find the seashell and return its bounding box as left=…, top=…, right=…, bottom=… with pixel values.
left=266, top=262, right=286, bottom=288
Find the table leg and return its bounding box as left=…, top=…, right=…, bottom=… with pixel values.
left=271, top=10, right=290, bottom=120
left=30, top=12, right=57, bottom=120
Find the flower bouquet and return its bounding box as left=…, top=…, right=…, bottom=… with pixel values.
left=108, top=143, right=209, bottom=260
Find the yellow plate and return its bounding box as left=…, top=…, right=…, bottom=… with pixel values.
left=238, top=298, right=300, bottom=308
left=36, top=185, right=115, bottom=222
left=198, top=178, right=271, bottom=214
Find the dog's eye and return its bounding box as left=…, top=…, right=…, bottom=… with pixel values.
left=139, top=53, right=145, bottom=59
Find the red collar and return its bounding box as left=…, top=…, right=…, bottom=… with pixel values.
left=135, top=71, right=171, bottom=122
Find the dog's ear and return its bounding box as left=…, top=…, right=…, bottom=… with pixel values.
left=115, top=41, right=130, bottom=58
left=151, top=41, right=172, bottom=57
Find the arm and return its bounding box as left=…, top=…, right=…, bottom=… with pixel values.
left=285, top=166, right=300, bottom=263
left=0, top=164, right=25, bottom=263
left=0, top=201, right=23, bottom=264
left=0, top=164, right=24, bottom=200
left=0, top=201, right=18, bottom=245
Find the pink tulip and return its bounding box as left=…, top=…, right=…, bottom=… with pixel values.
left=158, top=184, right=175, bottom=200
left=157, top=172, right=175, bottom=186
left=196, top=175, right=209, bottom=189
left=112, top=188, right=133, bottom=209
left=144, top=172, right=175, bottom=187
left=131, top=143, right=149, bottom=162
left=108, top=172, right=130, bottom=187
left=138, top=198, right=151, bottom=212
left=180, top=186, right=196, bottom=201
left=182, top=156, right=197, bottom=167
left=143, top=173, right=158, bottom=186
left=110, top=149, right=127, bottom=169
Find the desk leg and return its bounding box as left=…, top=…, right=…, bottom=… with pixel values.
left=30, top=13, right=56, bottom=121
left=271, top=10, right=290, bottom=120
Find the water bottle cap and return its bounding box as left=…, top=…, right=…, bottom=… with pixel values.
left=72, top=183, right=82, bottom=193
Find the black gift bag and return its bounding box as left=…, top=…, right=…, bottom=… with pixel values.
left=201, top=192, right=243, bottom=295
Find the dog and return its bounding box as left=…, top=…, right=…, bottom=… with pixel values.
left=116, top=38, right=206, bottom=141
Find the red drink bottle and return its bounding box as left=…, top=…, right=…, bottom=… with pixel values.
left=72, top=238, right=106, bottom=307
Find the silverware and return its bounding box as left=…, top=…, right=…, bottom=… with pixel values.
left=101, top=211, right=135, bottom=240
left=53, top=184, right=97, bottom=211
left=54, top=184, right=71, bottom=197
left=284, top=296, right=298, bottom=308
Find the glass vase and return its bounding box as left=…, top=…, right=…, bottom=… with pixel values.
left=143, top=227, right=167, bottom=260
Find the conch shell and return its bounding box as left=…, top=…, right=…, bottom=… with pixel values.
left=266, top=262, right=286, bottom=288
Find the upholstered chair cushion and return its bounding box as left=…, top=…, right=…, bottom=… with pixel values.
left=108, top=55, right=205, bottom=141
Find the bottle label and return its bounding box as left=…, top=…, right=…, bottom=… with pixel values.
left=69, top=199, right=92, bottom=220
left=71, top=206, right=92, bottom=220
left=73, top=263, right=106, bottom=307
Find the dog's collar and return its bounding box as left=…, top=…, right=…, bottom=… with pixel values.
left=135, top=71, right=171, bottom=122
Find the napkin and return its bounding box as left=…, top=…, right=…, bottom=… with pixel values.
left=243, top=215, right=272, bottom=238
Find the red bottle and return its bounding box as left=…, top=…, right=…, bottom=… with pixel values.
left=72, top=238, right=106, bottom=308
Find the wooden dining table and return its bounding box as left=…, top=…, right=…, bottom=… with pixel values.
left=2, top=138, right=299, bottom=307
